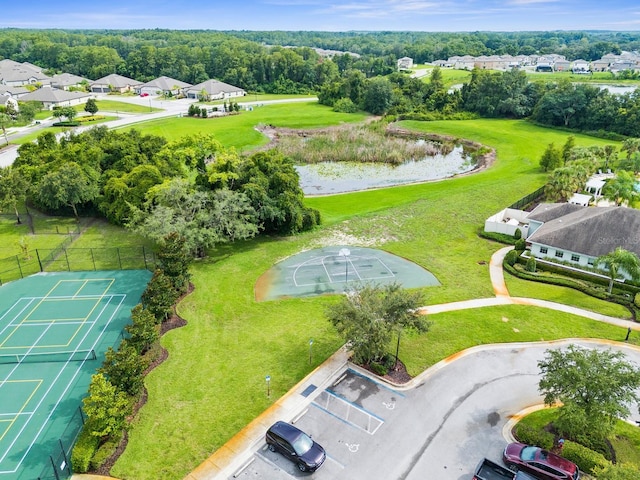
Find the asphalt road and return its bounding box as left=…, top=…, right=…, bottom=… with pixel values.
left=233, top=340, right=640, bottom=480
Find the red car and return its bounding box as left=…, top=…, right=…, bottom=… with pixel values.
left=503, top=442, right=580, bottom=480
left=139, top=92, right=149, bottom=97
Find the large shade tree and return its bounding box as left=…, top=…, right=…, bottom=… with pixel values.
left=35, top=162, right=99, bottom=219
left=595, top=247, right=640, bottom=294
left=325, top=283, right=430, bottom=365
left=538, top=345, right=640, bottom=444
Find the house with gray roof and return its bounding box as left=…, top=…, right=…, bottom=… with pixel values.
left=185, top=79, right=245, bottom=101
left=0, top=85, right=30, bottom=99
left=526, top=204, right=640, bottom=271
left=19, top=87, right=92, bottom=110
left=138, top=76, right=192, bottom=97
left=90, top=74, right=142, bottom=93
left=50, top=73, right=90, bottom=91
left=0, top=59, right=51, bottom=87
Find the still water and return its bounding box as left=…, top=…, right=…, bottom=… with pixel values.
left=296, top=145, right=476, bottom=195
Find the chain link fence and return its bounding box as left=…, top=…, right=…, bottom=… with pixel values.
left=0, top=246, right=157, bottom=285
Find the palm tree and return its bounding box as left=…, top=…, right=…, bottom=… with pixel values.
left=602, top=170, right=639, bottom=206
left=595, top=247, right=640, bottom=294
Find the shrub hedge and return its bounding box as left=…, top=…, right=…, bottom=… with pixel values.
left=71, top=428, right=100, bottom=473
left=562, top=441, right=610, bottom=475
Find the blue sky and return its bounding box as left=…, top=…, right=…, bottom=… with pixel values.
left=4, top=0, right=640, bottom=32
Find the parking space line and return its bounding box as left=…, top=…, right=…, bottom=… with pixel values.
left=312, top=391, right=384, bottom=435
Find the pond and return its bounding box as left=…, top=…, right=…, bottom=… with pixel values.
left=296, top=145, right=476, bottom=195
left=591, top=84, right=637, bottom=95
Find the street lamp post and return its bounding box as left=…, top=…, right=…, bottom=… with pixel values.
left=266, top=375, right=271, bottom=398
left=309, top=338, right=313, bottom=365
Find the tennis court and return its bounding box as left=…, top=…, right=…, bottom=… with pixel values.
left=0, top=270, right=151, bottom=480
left=255, top=246, right=440, bottom=301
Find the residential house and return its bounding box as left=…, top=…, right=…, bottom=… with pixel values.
left=0, top=85, right=30, bottom=99
left=591, top=58, right=612, bottom=72
left=138, top=76, right=192, bottom=97
left=571, top=59, right=590, bottom=73
left=610, top=60, right=637, bottom=73
left=0, top=59, right=51, bottom=87
left=451, top=56, right=476, bottom=70
left=50, top=73, right=90, bottom=91
left=90, top=74, right=142, bottom=93
left=474, top=55, right=505, bottom=70
left=0, top=94, right=18, bottom=112
left=527, top=204, right=640, bottom=272
left=397, top=57, right=414, bottom=70
left=554, top=59, right=571, bottom=71
left=185, top=79, right=245, bottom=101
left=19, top=87, right=92, bottom=110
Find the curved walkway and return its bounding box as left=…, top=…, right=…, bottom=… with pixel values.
left=73, top=245, right=639, bottom=480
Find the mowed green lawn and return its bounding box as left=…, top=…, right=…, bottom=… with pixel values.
left=120, top=101, right=369, bottom=151
left=109, top=113, right=637, bottom=479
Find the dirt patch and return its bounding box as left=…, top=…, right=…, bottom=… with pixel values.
left=359, top=359, right=413, bottom=385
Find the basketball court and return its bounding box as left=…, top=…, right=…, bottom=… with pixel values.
left=255, top=246, right=440, bottom=301
left=0, top=270, right=151, bottom=480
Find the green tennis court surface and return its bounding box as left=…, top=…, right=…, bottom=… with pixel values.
left=0, top=270, right=151, bottom=480
left=256, top=246, right=440, bottom=301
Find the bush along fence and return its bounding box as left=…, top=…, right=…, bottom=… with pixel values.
left=0, top=246, right=157, bottom=285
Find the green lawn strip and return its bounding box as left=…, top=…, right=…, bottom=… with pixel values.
left=401, top=305, right=640, bottom=377
left=111, top=239, right=343, bottom=480
left=505, top=275, right=631, bottom=319
left=120, top=102, right=369, bottom=150
left=94, top=99, right=162, bottom=114
left=516, top=407, right=640, bottom=467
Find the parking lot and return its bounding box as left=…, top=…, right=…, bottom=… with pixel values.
left=232, top=369, right=406, bottom=480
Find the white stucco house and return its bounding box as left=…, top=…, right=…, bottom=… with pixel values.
left=397, top=57, right=414, bottom=70
left=138, top=76, right=192, bottom=97
left=0, top=59, right=51, bottom=87
left=90, top=74, right=142, bottom=93
left=526, top=203, right=640, bottom=273
left=50, top=73, right=90, bottom=91
left=19, top=87, right=93, bottom=110
left=185, top=79, right=245, bottom=101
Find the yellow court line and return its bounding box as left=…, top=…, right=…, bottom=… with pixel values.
left=72, top=280, right=90, bottom=298
left=0, top=379, right=42, bottom=442
left=0, top=277, right=117, bottom=353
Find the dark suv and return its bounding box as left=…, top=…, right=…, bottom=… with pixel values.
left=265, top=421, right=326, bottom=472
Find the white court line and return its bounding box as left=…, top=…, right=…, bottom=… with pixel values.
left=6, top=320, right=95, bottom=328
left=0, top=298, right=37, bottom=338
left=0, top=293, right=126, bottom=472
left=0, top=411, right=35, bottom=418
left=293, top=255, right=397, bottom=287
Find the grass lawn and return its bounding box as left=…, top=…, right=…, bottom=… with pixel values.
left=107, top=115, right=638, bottom=479
left=94, top=99, right=162, bottom=114
left=120, top=101, right=369, bottom=151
